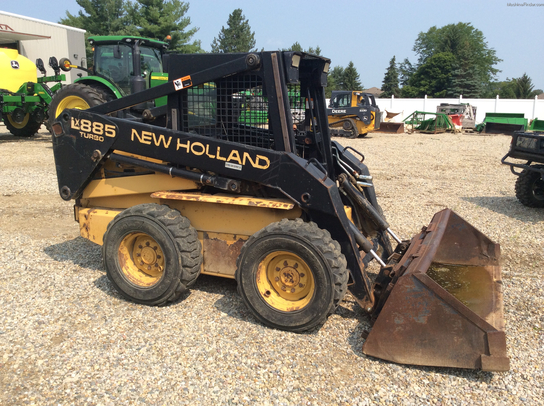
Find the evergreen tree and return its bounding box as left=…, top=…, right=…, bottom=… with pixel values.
left=59, top=0, right=132, bottom=36
left=342, top=61, right=362, bottom=90
left=398, top=58, right=415, bottom=87
left=127, top=0, right=201, bottom=52
left=513, top=73, right=540, bottom=99
left=211, top=9, right=256, bottom=53
left=325, top=66, right=344, bottom=97
left=59, top=0, right=134, bottom=67
left=307, top=46, right=322, bottom=56
left=284, top=43, right=321, bottom=55
left=381, top=56, right=400, bottom=97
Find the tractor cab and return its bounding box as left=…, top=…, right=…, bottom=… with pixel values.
left=88, top=36, right=168, bottom=96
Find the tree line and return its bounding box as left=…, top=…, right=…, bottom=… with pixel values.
left=61, top=2, right=540, bottom=99
left=380, top=23, right=541, bottom=99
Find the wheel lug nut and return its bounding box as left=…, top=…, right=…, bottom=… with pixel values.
left=154, top=263, right=159, bottom=268
left=299, top=283, right=304, bottom=288
left=153, top=246, right=157, bottom=250
left=147, top=265, right=151, bottom=270
left=300, top=273, right=305, bottom=278
left=275, top=267, right=280, bottom=272
left=146, top=241, right=150, bottom=246
left=291, top=288, right=296, bottom=293
left=140, top=261, right=144, bottom=265
left=274, top=277, right=279, bottom=282
left=283, top=261, right=288, bottom=266
left=138, top=245, right=143, bottom=249
left=157, top=255, right=161, bottom=259
left=281, top=286, right=286, bottom=291
left=293, top=263, right=298, bottom=269
left=136, top=253, right=141, bottom=257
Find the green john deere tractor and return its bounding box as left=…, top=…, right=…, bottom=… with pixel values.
left=48, top=35, right=170, bottom=128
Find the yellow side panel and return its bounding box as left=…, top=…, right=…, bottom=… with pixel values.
left=78, top=207, right=122, bottom=245
left=151, top=191, right=295, bottom=210
left=83, top=173, right=198, bottom=199
left=163, top=199, right=302, bottom=236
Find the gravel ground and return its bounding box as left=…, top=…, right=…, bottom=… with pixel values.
left=0, top=126, right=543, bottom=405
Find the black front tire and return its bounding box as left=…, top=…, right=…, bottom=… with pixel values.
left=103, top=204, right=202, bottom=306
left=235, top=218, right=349, bottom=332
left=515, top=165, right=544, bottom=208
left=4, top=113, right=42, bottom=137
left=47, top=83, right=108, bottom=131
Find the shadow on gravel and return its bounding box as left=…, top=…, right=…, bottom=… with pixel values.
left=462, top=195, right=544, bottom=223
left=43, top=237, right=103, bottom=270
left=0, top=132, right=52, bottom=145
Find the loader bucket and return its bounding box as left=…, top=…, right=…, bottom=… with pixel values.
left=363, top=209, right=509, bottom=371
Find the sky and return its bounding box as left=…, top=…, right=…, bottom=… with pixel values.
left=2, top=0, right=543, bottom=91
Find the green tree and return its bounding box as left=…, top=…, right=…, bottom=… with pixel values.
left=60, top=0, right=134, bottom=67
left=127, top=0, right=201, bottom=52
left=482, top=79, right=516, bottom=98
left=59, top=0, right=132, bottom=36
left=398, top=58, right=415, bottom=87
left=342, top=61, right=362, bottom=90
left=513, top=73, right=540, bottom=99
left=381, top=56, right=400, bottom=97
left=402, top=52, right=456, bottom=98
left=211, top=9, right=256, bottom=53
left=410, top=23, right=500, bottom=97
left=284, top=43, right=321, bottom=55
left=325, top=66, right=344, bottom=97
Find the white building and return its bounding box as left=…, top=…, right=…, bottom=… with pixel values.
left=0, top=10, right=86, bottom=84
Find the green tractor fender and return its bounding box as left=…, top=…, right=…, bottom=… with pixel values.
left=74, top=76, right=123, bottom=99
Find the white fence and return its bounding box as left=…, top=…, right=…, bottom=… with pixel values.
left=374, top=96, right=544, bottom=124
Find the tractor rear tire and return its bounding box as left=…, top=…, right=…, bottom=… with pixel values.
left=235, top=218, right=349, bottom=332
left=4, top=113, right=42, bottom=137
left=47, top=83, right=108, bottom=131
left=515, top=165, right=544, bottom=208
left=103, top=204, right=202, bottom=306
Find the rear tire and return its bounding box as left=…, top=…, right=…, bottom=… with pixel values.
left=235, top=218, right=349, bottom=332
left=515, top=166, right=544, bottom=208
left=4, top=113, right=42, bottom=137
left=47, top=83, right=108, bottom=130
left=103, top=204, right=202, bottom=306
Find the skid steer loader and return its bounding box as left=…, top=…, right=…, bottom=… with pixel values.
left=327, top=91, right=381, bottom=138
left=50, top=51, right=509, bottom=371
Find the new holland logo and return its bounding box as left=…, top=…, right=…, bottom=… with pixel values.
left=10, top=61, right=19, bottom=69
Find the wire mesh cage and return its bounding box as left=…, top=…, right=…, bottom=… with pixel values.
left=181, top=73, right=273, bottom=149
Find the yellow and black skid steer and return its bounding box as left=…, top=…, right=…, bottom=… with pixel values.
left=50, top=51, right=509, bottom=371
left=327, top=90, right=381, bottom=138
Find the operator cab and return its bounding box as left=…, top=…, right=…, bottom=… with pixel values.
left=89, top=36, right=168, bottom=96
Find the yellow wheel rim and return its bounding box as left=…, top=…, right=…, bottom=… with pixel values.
left=256, top=251, right=315, bottom=311
left=54, top=95, right=90, bottom=118
left=118, top=232, right=165, bottom=288
left=6, top=113, right=30, bottom=129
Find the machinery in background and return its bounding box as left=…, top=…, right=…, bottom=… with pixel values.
left=327, top=91, right=381, bottom=138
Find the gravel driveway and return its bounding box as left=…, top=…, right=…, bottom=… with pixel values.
left=1, top=126, right=542, bottom=405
